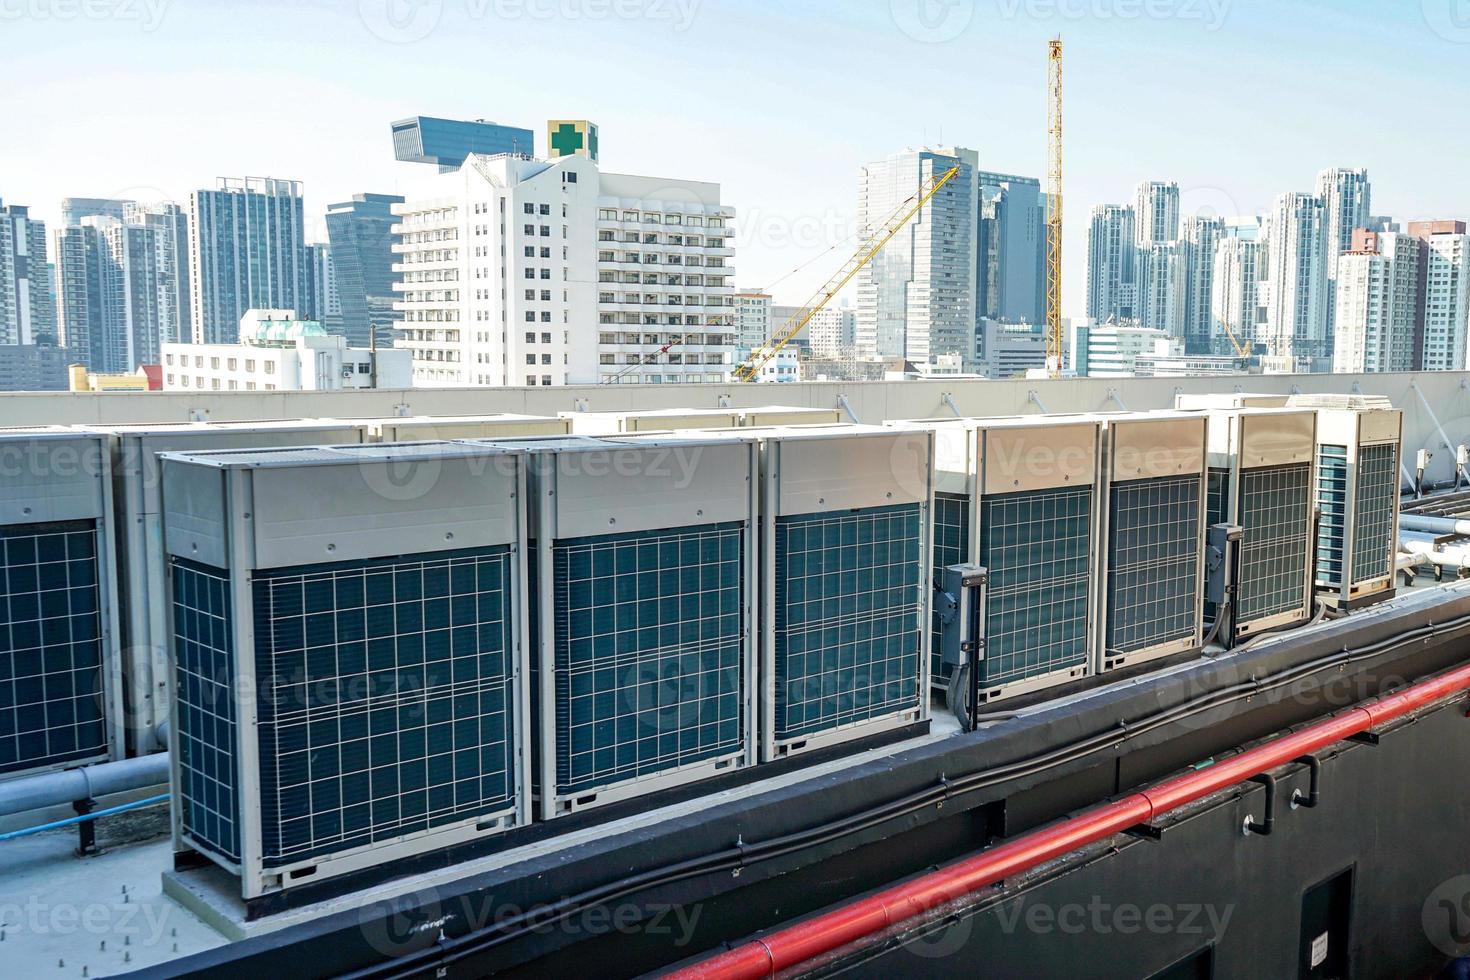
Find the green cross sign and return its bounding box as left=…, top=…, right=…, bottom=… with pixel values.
left=586, top=124, right=598, bottom=160
left=551, top=123, right=583, bottom=157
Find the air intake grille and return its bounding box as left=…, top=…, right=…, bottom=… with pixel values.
left=1315, top=446, right=1348, bottom=587
left=547, top=523, right=745, bottom=796
left=1352, top=443, right=1397, bottom=584
left=1237, top=463, right=1311, bottom=624
left=773, top=504, right=922, bottom=741
left=172, top=558, right=240, bottom=863
left=250, top=547, right=517, bottom=867
left=977, top=487, right=1091, bottom=688
left=1105, top=476, right=1200, bottom=656
left=930, top=492, right=970, bottom=685
left=1, top=521, right=108, bottom=776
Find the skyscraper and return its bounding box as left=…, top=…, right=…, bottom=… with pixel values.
left=122, top=201, right=191, bottom=348
left=54, top=217, right=165, bottom=372
left=1262, top=191, right=1329, bottom=369
left=0, top=199, right=55, bottom=346
left=1135, top=241, right=1188, bottom=338
left=304, top=242, right=341, bottom=335
left=391, top=116, right=535, bottom=171
left=1333, top=230, right=1424, bottom=374
left=855, top=146, right=977, bottom=363
left=60, top=197, right=130, bottom=227
left=1183, top=215, right=1224, bottom=354
left=189, top=177, right=307, bottom=344
left=1316, top=168, right=1372, bottom=354
left=1210, top=238, right=1263, bottom=355
left=1409, top=220, right=1470, bottom=371
left=1133, top=181, right=1180, bottom=246
left=325, top=193, right=404, bottom=347
left=976, top=171, right=1046, bottom=325
left=1086, top=204, right=1136, bottom=322
left=734, top=289, right=772, bottom=350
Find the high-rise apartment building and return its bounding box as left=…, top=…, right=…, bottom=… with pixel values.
left=122, top=201, right=191, bottom=350
left=60, top=197, right=130, bottom=227
left=734, top=289, right=772, bottom=349
left=304, top=242, right=342, bottom=335
left=855, top=147, right=977, bottom=363
left=1133, top=181, right=1180, bottom=246
left=806, top=303, right=857, bottom=358
left=0, top=199, right=56, bottom=346
left=189, top=177, right=308, bottom=344
left=1210, top=238, right=1263, bottom=354
left=325, top=193, right=404, bottom=347
left=1183, top=215, right=1224, bottom=354
left=1316, top=168, right=1372, bottom=353
left=54, top=217, right=165, bottom=372
left=1135, top=241, right=1188, bottom=338
left=392, top=151, right=735, bottom=387
left=1409, top=220, right=1470, bottom=371
left=1333, top=230, right=1425, bottom=374
left=391, top=116, right=535, bottom=171
left=1262, top=191, right=1330, bottom=369
left=1086, top=204, right=1136, bottom=322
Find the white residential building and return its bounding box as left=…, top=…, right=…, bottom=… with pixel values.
left=977, top=318, right=1046, bottom=378
left=0, top=199, right=54, bottom=346
left=1086, top=204, right=1136, bottom=322
left=1316, top=168, right=1372, bottom=353
left=1411, top=221, right=1470, bottom=372
left=1183, top=215, right=1224, bottom=354
left=805, top=303, right=857, bottom=358
left=1136, top=241, right=1188, bottom=339
left=734, top=289, right=772, bottom=349
left=392, top=152, right=736, bottom=387
left=1211, top=238, right=1263, bottom=356
left=161, top=308, right=410, bottom=392
left=1080, top=320, right=1177, bottom=377
left=1263, top=191, right=1330, bottom=369
left=1333, top=230, right=1424, bottom=375
left=1133, top=181, right=1180, bottom=246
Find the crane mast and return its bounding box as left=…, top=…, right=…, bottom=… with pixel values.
left=1046, top=38, right=1064, bottom=377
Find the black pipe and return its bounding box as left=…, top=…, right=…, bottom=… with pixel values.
left=1244, top=773, right=1277, bottom=836
left=1292, top=755, right=1321, bottom=809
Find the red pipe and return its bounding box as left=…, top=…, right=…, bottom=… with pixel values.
left=671, top=661, right=1470, bottom=980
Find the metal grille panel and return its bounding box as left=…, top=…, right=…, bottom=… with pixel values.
left=930, top=492, right=970, bottom=685
left=1351, top=443, right=1397, bottom=585
left=548, top=523, right=745, bottom=796
left=0, top=521, right=108, bottom=776
left=1105, top=476, right=1201, bottom=656
left=251, top=547, right=517, bottom=866
left=172, top=559, right=240, bottom=864
left=773, top=504, right=923, bottom=741
left=977, top=488, right=1091, bottom=688
left=1315, top=446, right=1348, bottom=587
left=1238, top=463, right=1311, bottom=624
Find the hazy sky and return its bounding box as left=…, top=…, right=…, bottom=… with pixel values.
left=5, top=0, right=1470, bottom=315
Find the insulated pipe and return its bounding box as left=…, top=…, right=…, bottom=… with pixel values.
left=670, top=660, right=1470, bottom=980
left=0, top=751, right=170, bottom=819
left=1401, top=514, right=1470, bottom=536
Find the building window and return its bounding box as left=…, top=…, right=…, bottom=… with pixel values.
left=526, top=354, right=535, bottom=365
left=523, top=203, right=534, bottom=214
left=542, top=375, right=552, bottom=385
left=563, top=172, right=577, bottom=184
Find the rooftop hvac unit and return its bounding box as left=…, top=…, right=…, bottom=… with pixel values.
left=1203, top=408, right=1318, bottom=642
left=160, top=442, right=529, bottom=900
left=733, top=424, right=932, bottom=760
left=1093, top=413, right=1208, bottom=673
left=0, top=429, right=123, bottom=779
left=562, top=406, right=842, bottom=435
left=466, top=435, right=759, bottom=818
left=83, top=420, right=367, bottom=754
left=897, top=417, right=1098, bottom=706
left=363, top=414, right=571, bottom=443
left=1175, top=393, right=1290, bottom=410
left=1304, top=405, right=1402, bottom=608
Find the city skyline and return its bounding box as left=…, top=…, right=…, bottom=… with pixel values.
left=5, top=1, right=1470, bottom=317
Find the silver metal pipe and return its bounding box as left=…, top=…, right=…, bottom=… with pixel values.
left=0, top=753, right=170, bottom=818
left=1400, top=514, right=1470, bottom=536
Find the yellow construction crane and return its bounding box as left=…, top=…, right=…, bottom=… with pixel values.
left=1045, top=38, right=1064, bottom=377
left=734, top=165, right=961, bottom=383
left=1219, top=316, right=1254, bottom=370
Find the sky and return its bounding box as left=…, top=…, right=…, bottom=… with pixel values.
left=4, top=0, right=1470, bottom=316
